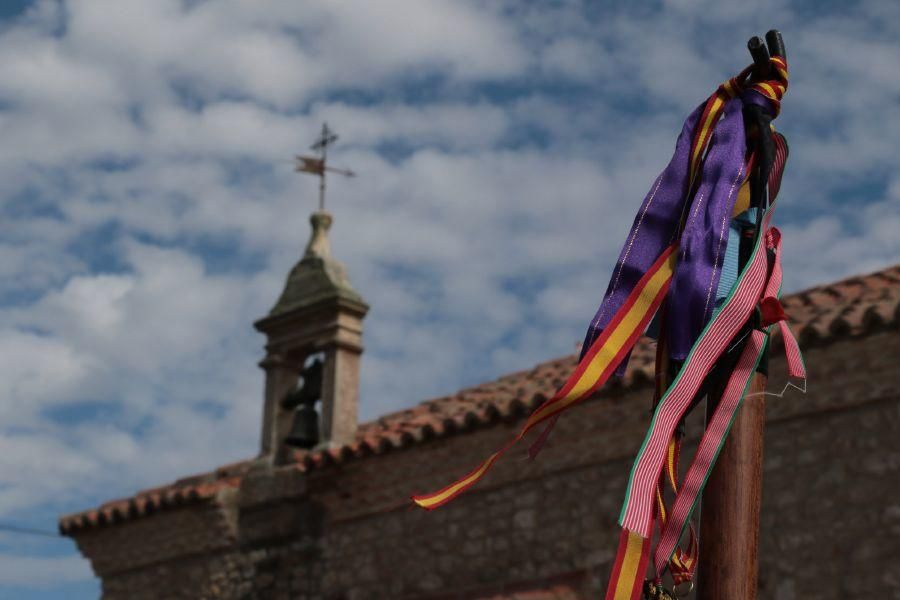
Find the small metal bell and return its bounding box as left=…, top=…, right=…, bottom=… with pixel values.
left=284, top=404, right=320, bottom=449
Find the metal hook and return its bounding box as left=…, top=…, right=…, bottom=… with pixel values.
left=673, top=580, right=694, bottom=597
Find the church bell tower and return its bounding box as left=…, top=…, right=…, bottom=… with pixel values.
left=256, top=125, right=367, bottom=462
left=255, top=210, right=368, bottom=461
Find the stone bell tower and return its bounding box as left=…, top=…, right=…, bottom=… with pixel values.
left=255, top=210, right=368, bottom=461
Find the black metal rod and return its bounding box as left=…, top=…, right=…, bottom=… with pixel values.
left=765, top=29, right=786, bottom=59
left=748, top=36, right=770, bottom=79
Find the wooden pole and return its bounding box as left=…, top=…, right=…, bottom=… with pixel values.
left=696, top=372, right=767, bottom=599
left=696, top=30, right=786, bottom=597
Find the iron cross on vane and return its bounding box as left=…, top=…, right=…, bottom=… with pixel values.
left=295, top=123, right=356, bottom=212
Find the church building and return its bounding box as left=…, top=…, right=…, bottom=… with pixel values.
left=59, top=207, right=900, bottom=599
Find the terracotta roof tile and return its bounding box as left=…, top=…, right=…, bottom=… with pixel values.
left=59, top=263, right=900, bottom=533
left=59, top=469, right=246, bottom=534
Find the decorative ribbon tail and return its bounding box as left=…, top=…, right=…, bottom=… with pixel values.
left=412, top=247, right=678, bottom=509
left=777, top=320, right=806, bottom=381
left=412, top=450, right=505, bottom=510
left=605, top=529, right=651, bottom=600
left=527, top=414, right=559, bottom=460
left=760, top=226, right=806, bottom=383
left=653, top=329, right=768, bottom=574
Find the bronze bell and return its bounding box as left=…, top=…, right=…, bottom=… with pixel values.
left=282, top=358, right=325, bottom=449
left=284, top=404, right=320, bottom=449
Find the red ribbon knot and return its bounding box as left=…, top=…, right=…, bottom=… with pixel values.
left=759, top=296, right=787, bottom=327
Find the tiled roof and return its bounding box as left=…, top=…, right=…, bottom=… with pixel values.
left=59, top=263, right=900, bottom=533
left=58, top=462, right=248, bottom=533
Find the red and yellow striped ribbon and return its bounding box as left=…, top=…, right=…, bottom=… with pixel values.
left=655, top=437, right=698, bottom=585
left=687, top=67, right=752, bottom=194
left=650, top=312, right=696, bottom=584
left=412, top=246, right=677, bottom=510
left=749, top=56, right=789, bottom=116
left=605, top=529, right=652, bottom=600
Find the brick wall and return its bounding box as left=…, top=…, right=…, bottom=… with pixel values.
left=77, top=328, right=900, bottom=599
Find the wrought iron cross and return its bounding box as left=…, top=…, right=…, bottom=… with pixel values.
left=295, top=123, right=355, bottom=212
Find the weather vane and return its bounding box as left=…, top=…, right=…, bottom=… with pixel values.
left=295, top=122, right=355, bottom=212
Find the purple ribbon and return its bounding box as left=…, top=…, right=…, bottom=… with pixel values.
left=667, top=97, right=746, bottom=360
left=582, top=97, right=749, bottom=370
left=581, top=99, right=706, bottom=366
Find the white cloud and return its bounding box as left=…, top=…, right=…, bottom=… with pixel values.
left=782, top=196, right=900, bottom=290
left=0, top=331, right=94, bottom=417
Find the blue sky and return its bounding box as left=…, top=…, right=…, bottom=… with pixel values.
left=0, top=0, right=898, bottom=597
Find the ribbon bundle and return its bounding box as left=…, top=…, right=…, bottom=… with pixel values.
left=413, top=40, right=804, bottom=599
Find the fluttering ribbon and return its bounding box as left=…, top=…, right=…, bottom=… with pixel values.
left=606, top=529, right=653, bottom=600
left=412, top=245, right=677, bottom=510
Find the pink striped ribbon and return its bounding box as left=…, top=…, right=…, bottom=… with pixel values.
left=652, top=329, right=767, bottom=574
left=761, top=228, right=805, bottom=380
left=778, top=319, right=805, bottom=380
left=768, top=133, right=788, bottom=201
left=619, top=203, right=777, bottom=537
left=649, top=224, right=806, bottom=575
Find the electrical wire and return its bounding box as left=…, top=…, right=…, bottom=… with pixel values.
left=0, top=523, right=61, bottom=538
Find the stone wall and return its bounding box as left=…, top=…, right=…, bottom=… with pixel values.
left=73, top=498, right=237, bottom=578
left=81, top=328, right=900, bottom=599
